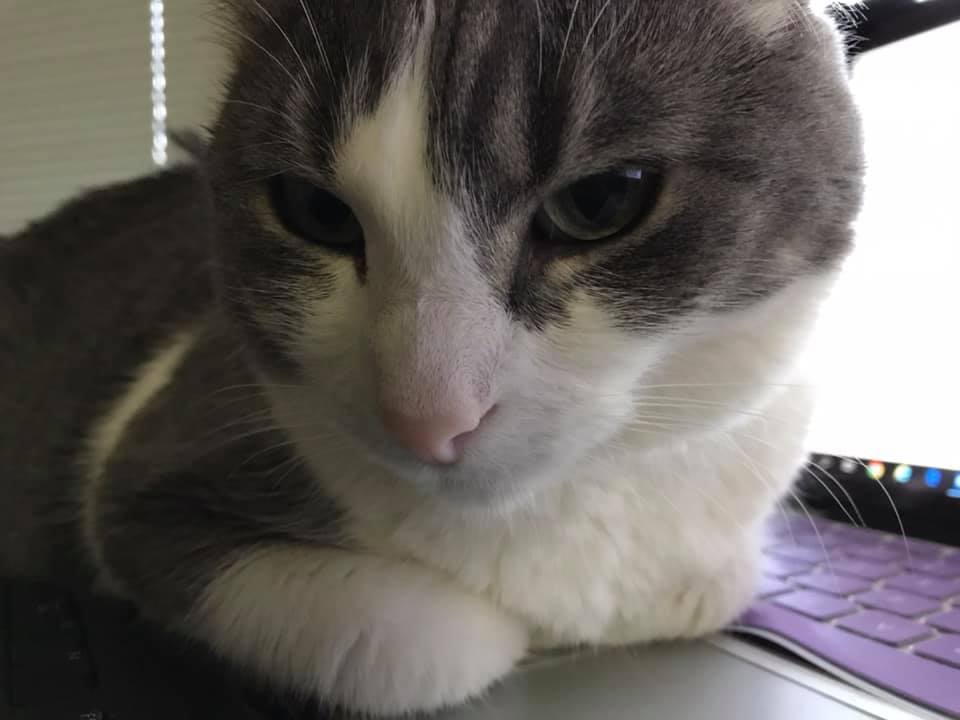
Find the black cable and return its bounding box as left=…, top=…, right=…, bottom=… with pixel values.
left=838, top=0, right=960, bottom=56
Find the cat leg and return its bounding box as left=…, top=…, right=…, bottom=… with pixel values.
left=190, top=546, right=529, bottom=716
left=88, top=472, right=527, bottom=716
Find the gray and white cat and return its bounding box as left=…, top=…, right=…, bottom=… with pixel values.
left=0, top=0, right=864, bottom=715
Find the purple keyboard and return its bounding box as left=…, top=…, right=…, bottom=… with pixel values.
left=734, top=513, right=960, bottom=718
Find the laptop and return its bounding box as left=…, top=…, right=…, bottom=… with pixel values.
left=4, top=1, right=960, bottom=718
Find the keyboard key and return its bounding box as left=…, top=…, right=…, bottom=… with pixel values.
left=735, top=603, right=960, bottom=718
left=767, top=545, right=829, bottom=564
left=762, top=556, right=814, bottom=579
left=22, top=712, right=105, bottom=720
left=794, top=573, right=871, bottom=596
left=885, top=573, right=960, bottom=600
left=830, top=558, right=901, bottom=581
left=856, top=589, right=942, bottom=618
left=757, top=577, right=792, bottom=599
left=908, top=557, right=960, bottom=579
left=914, top=636, right=960, bottom=669
left=837, top=610, right=932, bottom=646
left=927, top=610, right=960, bottom=634
left=773, top=590, right=856, bottom=620
left=844, top=544, right=906, bottom=563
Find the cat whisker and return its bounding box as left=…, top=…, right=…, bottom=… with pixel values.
left=296, top=0, right=334, bottom=82
left=723, top=435, right=837, bottom=575
left=532, top=0, right=545, bottom=87
left=219, top=99, right=298, bottom=124
left=723, top=434, right=799, bottom=542
left=606, top=424, right=751, bottom=533
left=576, top=0, right=615, bottom=70
left=627, top=398, right=806, bottom=426
left=634, top=382, right=808, bottom=392
left=228, top=27, right=302, bottom=93
left=848, top=457, right=913, bottom=567
left=263, top=453, right=308, bottom=489
left=555, top=0, right=584, bottom=84
left=807, top=459, right=866, bottom=527
left=227, top=139, right=302, bottom=155
left=251, top=0, right=318, bottom=95
left=202, top=410, right=279, bottom=439
left=225, top=429, right=343, bottom=481
left=209, top=382, right=311, bottom=397
left=592, top=8, right=632, bottom=79
left=796, top=463, right=862, bottom=530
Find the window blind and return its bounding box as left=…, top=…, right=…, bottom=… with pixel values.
left=0, top=0, right=226, bottom=233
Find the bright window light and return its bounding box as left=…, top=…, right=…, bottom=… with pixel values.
left=805, top=21, right=960, bottom=469
left=150, top=0, right=168, bottom=166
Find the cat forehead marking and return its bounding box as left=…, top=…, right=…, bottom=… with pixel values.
left=331, top=14, right=480, bottom=290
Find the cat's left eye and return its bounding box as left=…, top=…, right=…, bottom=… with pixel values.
left=535, top=168, right=662, bottom=244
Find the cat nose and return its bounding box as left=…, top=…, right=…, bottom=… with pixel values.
left=382, top=404, right=491, bottom=465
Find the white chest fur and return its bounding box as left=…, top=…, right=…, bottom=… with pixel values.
left=327, top=386, right=809, bottom=648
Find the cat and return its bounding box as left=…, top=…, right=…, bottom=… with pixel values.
left=0, top=0, right=864, bottom=715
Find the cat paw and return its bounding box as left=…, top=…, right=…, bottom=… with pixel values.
left=193, top=549, right=529, bottom=717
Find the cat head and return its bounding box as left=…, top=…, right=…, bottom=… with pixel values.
left=206, top=0, right=863, bottom=508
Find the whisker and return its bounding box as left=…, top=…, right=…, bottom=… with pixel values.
left=297, top=0, right=334, bottom=81
left=555, top=0, right=583, bottom=83
left=251, top=0, right=317, bottom=95
left=727, top=433, right=838, bottom=577
left=787, top=485, right=836, bottom=577
left=723, top=435, right=797, bottom=545
left=849, top=457, right=913, bottom=568
left=797, top=464, right=862, bottom=531
left=229, top=27, right=301, bottom=91
left=628, top=398, right=803, bottom=426
left=634, top=382, right=807, bottom=392
left=576, top=0, right=614, bottom=69
left=220, top=99, right=297, bottom=123
left=807, top=459, right=866, bottom=527
left=533, top=0, right=545, bottom=87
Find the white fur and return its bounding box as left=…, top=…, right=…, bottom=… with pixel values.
left=194, top=546, right=528, bottom=716
left=304, top=278, right=823, bottom=648
left=82, top=328, right=196, bottom=591
left=326, top=7, right=509, bottom=423
left=243, top=270, right=830, bottom=715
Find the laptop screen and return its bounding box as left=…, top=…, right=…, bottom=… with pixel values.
left=805, top=11, right=960, bottom=474
left=800, top=2, right=960, bottom=537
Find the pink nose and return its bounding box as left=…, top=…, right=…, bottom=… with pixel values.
left=382, top=405, right=489, bottom=465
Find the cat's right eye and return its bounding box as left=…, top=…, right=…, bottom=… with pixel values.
left=534, top=168, right=662, bottom=245
left=268, top=175, right=364, bottom=252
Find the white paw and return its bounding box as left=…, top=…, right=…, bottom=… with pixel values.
left=193, top=547, right=529, bottom=716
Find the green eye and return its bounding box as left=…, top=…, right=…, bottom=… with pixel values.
left=535, top=168, right=662, bottom=244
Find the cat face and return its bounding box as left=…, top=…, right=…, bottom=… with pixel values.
left=207, top=0, right=863, bottom=507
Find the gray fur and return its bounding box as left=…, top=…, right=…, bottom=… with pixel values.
left=213, top=0, right=862, bottom=341
left=0, top=168, right=214, bottom=582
